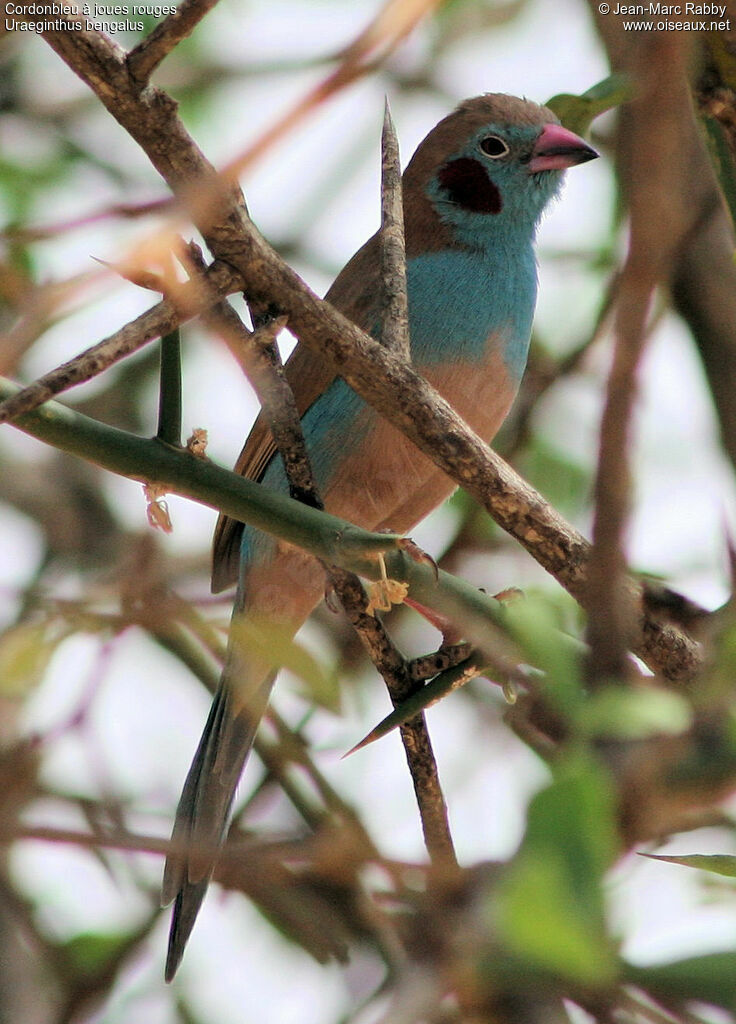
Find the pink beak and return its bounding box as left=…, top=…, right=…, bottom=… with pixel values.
left=528, top=123, right=598, bottom=173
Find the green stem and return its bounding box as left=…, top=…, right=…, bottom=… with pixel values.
left=156, top=329, right=182, bottom=447
left=1, top=376, right=513, bottom=652
left=1, top=375, right=394, bottom=565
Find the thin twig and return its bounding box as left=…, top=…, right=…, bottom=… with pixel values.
left=183, top=243, right=323, bottom=509
left=586, top=36, right=691, bottom=683
left=346, top=648, right=488, bottom=755
left=4, top=822, right=172, bottom=857
left=127, top=0, right=224, bottom=86
left=218, top=0, right=444, bottom=183
left=408, top=642, right=474, bottom=682
left=0, top=259, right=240, bottom=425
left=330, top=568, right=458, bottom=870
left=0, top=198, right=171, bottom=243
left=380, top=98, right=410, bottom=359
left=156, top=329, right=183, bottom=447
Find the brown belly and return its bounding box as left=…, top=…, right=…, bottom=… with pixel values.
left=323, top=345, right=516, bottom=534
left=244, top=345, right=516, bottom=623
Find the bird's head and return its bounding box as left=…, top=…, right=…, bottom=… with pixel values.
left=404, top=94, right=598, bottom=249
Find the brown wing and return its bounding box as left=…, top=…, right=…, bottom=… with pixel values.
left=211, top=232, right=383, bottom=593
left=210, top=344, right=337, bottom=592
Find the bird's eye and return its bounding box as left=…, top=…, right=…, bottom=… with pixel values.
left=479, top=135, right=509, bottom=159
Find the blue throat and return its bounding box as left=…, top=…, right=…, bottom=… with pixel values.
left=405, top=242, right=537, bottom=380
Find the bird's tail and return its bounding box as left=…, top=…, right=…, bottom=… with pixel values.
left=161, top=641, right=275, bottom=982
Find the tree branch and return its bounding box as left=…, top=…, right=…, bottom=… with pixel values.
left=0, top=374, right=398, bottom=564
left=126, top=0, right=224, bottom=86
left=0, top=258, right=241, bottom=425
left=586, top=36, right=692, bottom=682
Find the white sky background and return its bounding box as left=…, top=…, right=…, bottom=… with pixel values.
left=2, top=1, right=736, bottom=1021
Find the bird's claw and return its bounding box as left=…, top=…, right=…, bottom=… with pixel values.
left=397, top=536, right=439, bottom=581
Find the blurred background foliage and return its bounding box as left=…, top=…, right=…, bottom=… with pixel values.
left=2, top=2, right=736, bottom=1023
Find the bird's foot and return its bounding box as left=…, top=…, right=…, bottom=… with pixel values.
left=397, top=536, right=439, bottom=580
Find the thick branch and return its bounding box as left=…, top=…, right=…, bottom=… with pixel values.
left=1, top=374, right=397, bottom=564
left=588, top=7, right=736, bottom=476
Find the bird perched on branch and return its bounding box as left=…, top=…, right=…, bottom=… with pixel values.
left=161, top=93, right=597, bottom=979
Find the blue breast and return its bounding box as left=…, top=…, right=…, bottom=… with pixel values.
left=240, top=243, right=537, bottom=573
left=406, top=246, right=537, bottom=379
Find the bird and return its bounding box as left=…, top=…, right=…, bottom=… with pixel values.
left=161, top=93, right=598, bottom=979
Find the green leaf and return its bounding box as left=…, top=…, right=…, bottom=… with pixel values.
left=0, top=622, right=64, bottom=697
left=504, top=596, right=585, bottom=715
left=696, top=38, right=736, bottom=235
left=547, top=73, right=633, bottom=136
left=578, top=686, right=692, bottom=741
left=626, top=952, right=736, bottom=1010
left=496, top=753, right=619, bottom=986
left=60, top=930, right=134, bottom=978
left=516, top=438, right=589, bottom=518
left=640, top=852, right=736, bottom=878
left=497, top=848, right=617, bottom=986
left=529, top=752, right=618, bottom=885
left=706, top=36, right=736, bottom=90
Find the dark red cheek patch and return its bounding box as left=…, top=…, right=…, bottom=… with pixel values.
left=437, top=157, right=502, bottom=214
